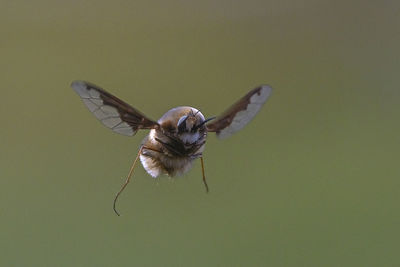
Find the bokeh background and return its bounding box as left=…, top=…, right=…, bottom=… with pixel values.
left=1, top=0, right=399, bottom=266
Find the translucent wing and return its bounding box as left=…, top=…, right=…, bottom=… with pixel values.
left=71, top=80, right=159, bottom=136
left=206, top=85, right=272, bottom=139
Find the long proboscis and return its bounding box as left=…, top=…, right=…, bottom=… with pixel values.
left=193, top=117, right=216, bottom=131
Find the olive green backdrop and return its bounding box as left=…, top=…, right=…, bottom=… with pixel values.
left=1, top=0, right=399, bottom=266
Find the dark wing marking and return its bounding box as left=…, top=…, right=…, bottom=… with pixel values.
left=71, top=80, right=159, bottom=136
left=206, top=85, right=272, bottom=139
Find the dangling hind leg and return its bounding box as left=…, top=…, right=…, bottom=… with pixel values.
left=200, top=156, right=209, bottom=193
left=113, top=146, right=143, bottom=216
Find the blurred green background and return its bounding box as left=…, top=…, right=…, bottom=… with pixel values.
left=1, top=0, right=399, bottom=266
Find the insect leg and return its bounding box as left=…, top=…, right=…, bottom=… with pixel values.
left=142, top=146, right=163, bottom=154
left=113, top=146, right=143, bottom=216
left=200, top=156, right=209, bottom=193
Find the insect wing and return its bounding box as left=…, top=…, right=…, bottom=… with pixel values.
left=206, top=85, right=272, bottom=139
left=71, top=80, right=159, bottom=136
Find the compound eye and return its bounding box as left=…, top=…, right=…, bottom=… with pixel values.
left=177, top=115, right=188, bottom=132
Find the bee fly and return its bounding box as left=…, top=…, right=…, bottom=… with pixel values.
left=71, top=81, right=273, bottom=215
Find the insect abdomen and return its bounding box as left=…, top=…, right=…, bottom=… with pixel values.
left=140, top=151, right=194, bottom=177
